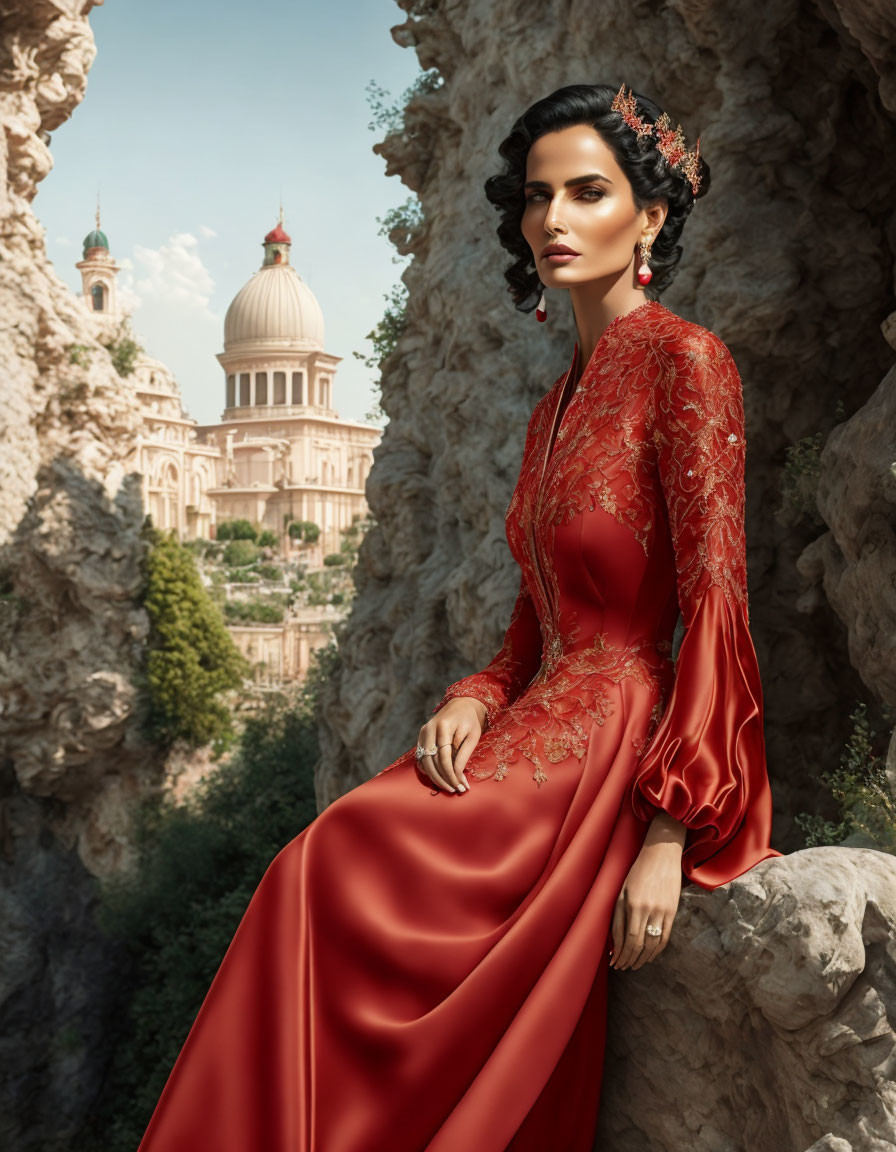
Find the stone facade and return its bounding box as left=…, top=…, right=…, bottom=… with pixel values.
left=2, top=1, right=896, bottom=1150
left=73, top=213, right=381, bottom=688
left=76, top=214, right=381, bottom=561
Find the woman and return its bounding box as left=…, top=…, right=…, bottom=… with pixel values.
left=136, top=82, right=782, bottom=1152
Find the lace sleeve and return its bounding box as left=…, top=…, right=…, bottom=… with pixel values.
left=430, top=572, right=544, bottom=730
left=630, top=330, right=781, bottom=889
left=652, top=329, right=749, bottom=624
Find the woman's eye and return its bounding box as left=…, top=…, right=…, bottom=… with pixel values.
left=524, top=188, right=603, bottom=203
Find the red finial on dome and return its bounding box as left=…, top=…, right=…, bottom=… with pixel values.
left=264, top=222, right=291, bottom=244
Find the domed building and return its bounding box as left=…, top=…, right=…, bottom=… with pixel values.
left=74, top=209, right=382, bottom=683
left=195, top=215, right=380, bottom=556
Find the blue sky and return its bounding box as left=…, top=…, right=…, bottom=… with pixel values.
left=36, top=0, right=422, bottom=427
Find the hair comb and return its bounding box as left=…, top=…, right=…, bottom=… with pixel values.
left=611, top=83, right=702, bottom=196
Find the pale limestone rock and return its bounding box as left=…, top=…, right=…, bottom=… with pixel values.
left=0, top=3, right=197, bottom=1145
left=601, top=849, right=896, bottom=1151
left=319, top=0, right=896, bottom=850
left=0, top=0, right=154, bottom=879
left=319, top=1, right=896, bottom=1148
left=1, top=0, right=895, bottom=1149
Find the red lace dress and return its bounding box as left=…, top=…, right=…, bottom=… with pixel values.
left=136, top=299, right=781, bottom=1152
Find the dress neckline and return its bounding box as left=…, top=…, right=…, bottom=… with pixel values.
left=539, top=299, right=665, bottom=488
left=570, top=298, right=663, bottom=386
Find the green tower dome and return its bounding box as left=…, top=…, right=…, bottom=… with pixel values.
left=82, top=228, right=108, bottom=257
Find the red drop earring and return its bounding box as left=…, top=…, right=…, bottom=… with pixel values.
left=637, top=237, right=653, bottom=285
left=535, top=288, right=547, bottom=322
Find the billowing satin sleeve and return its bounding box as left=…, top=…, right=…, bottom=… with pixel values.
left=429, top=572, right=544, bottom=730
left=630, top=330, right=782, bottom=890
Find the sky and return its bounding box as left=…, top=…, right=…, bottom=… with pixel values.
left=35, top=0, right=423, bottom=428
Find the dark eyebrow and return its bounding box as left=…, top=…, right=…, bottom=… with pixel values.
left=523, top=172, right=614, bottom=190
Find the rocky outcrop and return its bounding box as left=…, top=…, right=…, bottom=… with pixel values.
left=601, top=849, right=896, bottom=1152
left=317, top=0, right=896, bottom=845
left=0, top=0, right=152, bottom=875
left=797, top=361, right=896, bottom=708
left=0, top=3, right=166, bottom=1148
left=2, top=0, right=896, bottom=1149
left=316, top=1, right=896, bottom=1145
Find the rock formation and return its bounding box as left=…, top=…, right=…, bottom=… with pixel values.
left=601, top=849, right=896, bottom=1152
left=318, top=0, right=896, bottom=852
left=0, top=2, right=159, bottom=1147
left=318, top=0, right=896, bottom=1147
left=2, top=0, right=896, bottom=1148
left=0, top=0, right=152, bottom=873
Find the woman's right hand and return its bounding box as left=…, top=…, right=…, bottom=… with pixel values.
left=416, top=697, right=488, bottom=793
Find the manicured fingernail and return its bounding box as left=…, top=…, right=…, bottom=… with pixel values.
left=457, top=785, right=466, bottom=792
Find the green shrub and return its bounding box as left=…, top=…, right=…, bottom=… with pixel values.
left=287, top=519, right=320, bottom=545
left=323, top=552, right=346, bottom=567
left=779, top=432, right=825, bottom=526
left=223, top=598, right=287, bottom=624
left=67, top=342, right=93, bottom=367
left=257, top=529, right=277, bottom=548
left=86, top=691, right=323, bottom=1152
left=101, top=321, right=143, bottom=378
left=222, top=539, right=259, bottom=567
left=138, top=526, right=250, bottom=751
left=795, top=701, right=896, bottom=853
left=216, top=519, right=257, bottom=542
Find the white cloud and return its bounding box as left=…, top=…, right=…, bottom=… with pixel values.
left=116, top=256, right=142, bottom=315
left=199, top=224, right=217, bottom=239
left=117, top=231, right=219, bottom=322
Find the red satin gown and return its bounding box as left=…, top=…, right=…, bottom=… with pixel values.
left=136, top=298, right=782, bottom=1152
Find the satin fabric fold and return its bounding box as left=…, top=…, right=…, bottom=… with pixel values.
left=136, top=679, right=661, bottom=1152
left=135, top=300, right=783, bottom=1152
left=629, top=582, right=782, bottom=889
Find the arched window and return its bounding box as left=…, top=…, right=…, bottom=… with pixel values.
left=292, top=372, right=304, bottom=404
left=91, top=283, right=106, bottom=311
left=239, top=373, right=250, bottom=406
left=256, top=371, right=268, bottom=405
left=274, top=372, right=286, bottom=404
left=226, top=375, right=235, bottom=407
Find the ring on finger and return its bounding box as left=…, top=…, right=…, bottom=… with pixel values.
left=415, top=743, right=438, bottom=761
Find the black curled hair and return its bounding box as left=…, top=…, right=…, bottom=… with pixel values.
left=483, top=83, right=711, bottom=312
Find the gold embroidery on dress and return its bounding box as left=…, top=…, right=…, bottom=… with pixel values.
left=467, top=631, right=672, bottom=786
left=419, top=302, right=750, bottom=790
left=652, top=329, right=749, bottom=624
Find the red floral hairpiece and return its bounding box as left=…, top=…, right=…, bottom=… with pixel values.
left=610, top=83, right=702, bottom=196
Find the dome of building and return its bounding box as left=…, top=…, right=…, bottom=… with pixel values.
left=82, top=228, right=108, bottom=257
left=264, top=222, right=291, bottom=244
left=223, top=219, right=324, bottom=351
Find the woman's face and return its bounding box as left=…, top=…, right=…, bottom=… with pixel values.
left=520, top=123, right=666, bottom=290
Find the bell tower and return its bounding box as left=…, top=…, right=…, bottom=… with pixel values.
left=75, top=193, right=122, bottom=335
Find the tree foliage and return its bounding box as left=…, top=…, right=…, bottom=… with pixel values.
left=796, top=701, right=896, bottom=853
left=83, top=687, right=324, bottom=1152
left=139, top=524, right=250, bottom=751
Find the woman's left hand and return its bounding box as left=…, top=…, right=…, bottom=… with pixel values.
left=609, top=812, right=686, bottom=970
